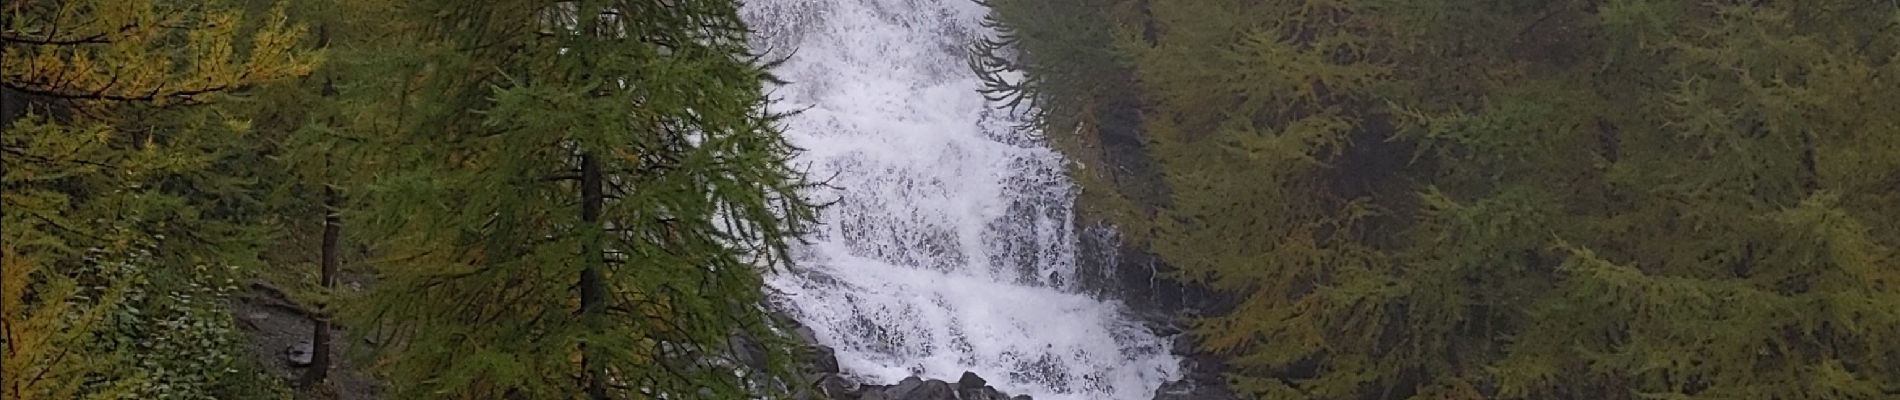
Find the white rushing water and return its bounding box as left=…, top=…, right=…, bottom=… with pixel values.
left=742, top=0, right=1181, bottom=399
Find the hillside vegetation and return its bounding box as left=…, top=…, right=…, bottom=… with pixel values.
left=974, top=0, right=1900, bottom=398
left=4, top=0, right=813, bottom=398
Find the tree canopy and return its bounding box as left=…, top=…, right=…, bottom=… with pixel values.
left=4, top=1, right=315, bottom=398
left=6, top=0, right=817, bottom=398
left=340, top=1, right=817, bottom=398
left=976, top=0, right=1900, bottom=398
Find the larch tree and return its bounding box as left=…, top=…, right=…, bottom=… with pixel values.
left=975, top=0, right=1185, bottom=237
left=1482, top=2, right=1900, bottom=398
left=2, top=0, right=315, bottom=398
left=1121, top=1, right=1411, bottom=396
left=238, top=0, right=423, bottom=387
left=343, top=0, right=817, bottom=398
left=979, top=0, right=1900, bottom=399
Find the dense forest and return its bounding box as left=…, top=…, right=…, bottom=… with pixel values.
left=974, top=0, right=1899, bottom=399
left=7, top=0, right=1898, bottom=399
left=4, top=0, right=813, bottom=398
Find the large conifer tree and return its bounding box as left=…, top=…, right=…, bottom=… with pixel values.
left=346, top=0, right=816, bottom=398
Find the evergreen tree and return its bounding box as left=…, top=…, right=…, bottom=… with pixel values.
left=971, top=0, right=1164, bottom=238
left=3, top=0, right=315, bottom=397
left=981, top=0, right=1900, bottom=398
left=343, top=0, right=817, bottom=398
left=238, top=0, right=410, bottom=386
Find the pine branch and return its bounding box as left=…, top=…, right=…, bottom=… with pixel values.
left=0, top=31, right=108, bottom=45
left=0, top=79, right=234, bottom=104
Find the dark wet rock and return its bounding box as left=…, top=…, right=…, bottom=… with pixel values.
left=843, top=372, right=1030, bottom=400
left=1151, top=378, right=1238, bottom=400
left=886, top=376, right=925, bottom=398
left=953, top=371, right=1012, bottom=400
left=809, top=345, right=840, bottom=374
left=1067, top=215, right=1244, bottom=400
left=771, top=308, right=1036, bottom=400
left=958, top=385, right=1011, bottom=400
left=1072, top=228, right=1222, bottom=319
left=1151, top=332, right=1239, bottom=400
left=956, top=371, right=987, bottom=389
left=910, top=379, right=956, bottom=400
left=732, top=333, right=770, bottom=372
left=763, top=307, right=847, bottom=381
left=794, top=325, right=822, bottom=345
left=814, top=373, right=857, bottom=398
left=1142, top=312, right=1185, bottom=337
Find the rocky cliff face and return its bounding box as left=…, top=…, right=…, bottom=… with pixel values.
left=1073, top=225, right=1219, bottom=321
left=1056, top=91, right=1239, bottom=400
left=1072, top=227, right=1239, bottom=400
left=1051, top=74, right=1223, bottom=325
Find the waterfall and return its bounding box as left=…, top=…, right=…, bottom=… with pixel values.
left=742, top=0, right=1181, bottom=399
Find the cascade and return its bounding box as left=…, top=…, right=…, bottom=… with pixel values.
left=743, top=0, right=1181, bottom=399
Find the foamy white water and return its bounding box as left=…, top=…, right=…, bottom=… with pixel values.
left=741, top=0, right=1181, bottom=399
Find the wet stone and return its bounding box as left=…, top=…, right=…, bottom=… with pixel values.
left=285, top=340, right=313, bottom=367
left=956, top=371, right=986, bottom=389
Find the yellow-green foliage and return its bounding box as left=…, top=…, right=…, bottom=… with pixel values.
left=979, top=0, right=1900, bottom=398
left=2, top=0, right=316, bottom=103
left=10, top=0, right=822, bottom=398
left=1, top=244, right=137, bottom=400
left=3, top=0, right=314, bottom=398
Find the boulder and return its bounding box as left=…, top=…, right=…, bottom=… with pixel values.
left=884, top=377, right=924, bottom=398
left=907, top=379, right=956, bottom=400
left=809, top=345, right=840, bottom=374
left=285, top=340, right=313, bottom=367
left=958, top=385, right=1011, bottom=400
left=731, top=334, right=769, bottom=372
left=814, top=373, right=857, bottom=398
left=956, top=371, right=986, bottom=389
left=1151, top=378, right=1238, bottom=400
left=793, top=325, right=821, bottom=345
left=954, top=371, right=1011, bottom=400
left=858, top=390, right=890, bottom=400
left=847, top=372, right=1033, bottom=400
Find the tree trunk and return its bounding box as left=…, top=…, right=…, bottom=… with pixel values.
left=300, top=23, right=340, bottom=384
left=1799, top=129, right=1819, bottom=194
left=302, top=183, right=340, bottom=388
left=1, top=87, right=28, bottom=130
left=578, top=152, right=607, bottom=399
